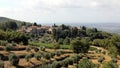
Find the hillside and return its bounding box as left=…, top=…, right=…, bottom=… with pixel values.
left=0, top=17, right=31, bottom=27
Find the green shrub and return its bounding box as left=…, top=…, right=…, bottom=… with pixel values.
left=63, top=37, right=70, bottom=45
left=89, top=47, right=97, bottom=51
left=0, top=40, right=8, bottom=46
left=67, top=58, right=74, bottom=65
left=4, top=45, right=11, bottom=51
left=61, top=60, right=69, bottom=67
left=71, top=55, right=78, bottom=63
left=50, top=53, right=55, bottom=58
left=98, top=56, right=105, bottom=63
left=78, top=54, right=83, bottom=59
left=59, top=50, right=65, bottom=54
left=58, top=38, right=64, bottom=44
left=34, top=47, right=39, bottom=52
left=55, top=51, right=61, bottom=56
left=40, top=46, right=45, bottom=51
left=0, top=60, right=4, bottom=68
left=39, top=64, right=52, bottom=68
left=53, top=43, right=60, bottom=49
left=52, top=61, right=62, bottom=68
left=102, top=61, right=118, bottom=68
left=25, top=54, right=32, bottom=62
left=79, top=58, right=96, bottom=68
left=101, top=50, right=106, bottom=54
left=9, top=54, right=19, bottom=66
left=12, top=41, right=17, bottom=46
left=34, top=54, right=41, bottom=60
left=43, top=53, right=51, bottom=60
left=111, top=58, right=117, bottom=63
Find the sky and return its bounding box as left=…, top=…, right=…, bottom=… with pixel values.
left=0, top=0, right=120, bottom=24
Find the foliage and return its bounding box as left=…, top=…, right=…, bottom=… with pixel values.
left=61, top=59, right=69, bottom=67
left=79, top=58, right=96, bottom=68
left=89, top=47, right=98, bottom=51
left=43, top=53, right=51, bottom=60
left=34, top=54, right=41, bottom=60
left=11, top=41, right=17, bottom=46
left=58, top=38, right=64, bottom=44
left=0, top=40, right=8, bottom=46
left=39, top=64, right=52, bottom=68
left=102, top=61, right=118, bottom=68
left=111, top=58, right=117, bottom=63
left=52, top=61, right=62, bottom=68
left=40, top=46, right=45, bottom=51
left=4, top=45, right=12, bottom=51
left=0, top=21, right=18, bottom=30
left=108, top=45, right=118, bottom=58
left=9, top=54, right=19, bottom=66
left=29, top=42, right=70, bottom=49
left=67, top=58, right=74, bottom=65
left=55, top=51, right=61, bottom=56
left=98, top=56, right=105, bottom=63
left=25, top=54, right=32, bottom=62
left=71, top=39, right=90, bottom=53
left=34, top=47, right=39, bottom=52
left=53, top=43, right=60, bottom=49
left=63, top=37, right=70, bottom=45
left=0, top=30, right=28, bottom=45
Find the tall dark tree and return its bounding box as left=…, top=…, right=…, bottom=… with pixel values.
left=71, top=39, right=90, bottom=53
left=33, top=22, right=37, bottom=26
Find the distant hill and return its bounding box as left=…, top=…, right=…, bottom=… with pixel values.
left=0, top=17, right=32, bottom=30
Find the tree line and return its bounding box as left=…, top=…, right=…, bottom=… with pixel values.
left=0, top=30, right=28, bottom=45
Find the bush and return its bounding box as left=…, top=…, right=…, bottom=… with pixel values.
left=79, top=58, right=96, bottom=68
left=34, top=54, right=41, bottom=60
left=67, top=58, right=74, bottom=65
left=78, top=54, right=83, bottom=59
left=61, top=60, right=69, bottom=67
left=53, top=43, right=60, bottom=49
left=9, top=54, right=19, bottom=66
left=0, top=60, right=4, bottom=68
left=52, top=61, right=62, bottom=68
left=0, top=40, right=8, bottom=46
left=40, top=46, right=45, bottom=51
left=71, top=39, right=90, bottom=53
left=39, top=64, right=52, bottom=68
left=102, top=61, right=118, bottom=68
left=34, top=47, right=39, bottom=52
left=58, top=38, right=64, bottom=44
left=4, top=45, right=11, bottom=51
left=63, top=37, right=70, bottom=45
left=98, top=56, right=105, bottom=63
left=43, top=53, right=51, bottom=60
left=11, top=41, right=17, bottom=46
left=71, top=55, right=78, bottom=63
left=50, top=53, right=55, bottom=58
left=108, top=46, right=118, bottom=58
left=111, top=58, right=117, bottom=63
left=101, top=50, right=106, bottom=54
left=25, top=54, right=32, bottom=62
left=55, top=51, right=61, bottom=56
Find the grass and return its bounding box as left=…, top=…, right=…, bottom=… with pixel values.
left=29, top=42, right=70, bottom=49
left=89, top=46, right=98, bottom=51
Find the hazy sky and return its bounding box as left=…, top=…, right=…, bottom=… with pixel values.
left=0, top=0, right=120, bottom=23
